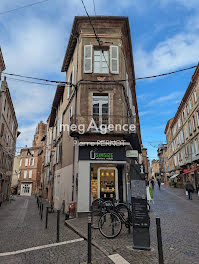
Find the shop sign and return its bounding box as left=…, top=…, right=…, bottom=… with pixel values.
left=126, top=150, right=138, bottom=158
left=79, top=146, right=126, bottom=161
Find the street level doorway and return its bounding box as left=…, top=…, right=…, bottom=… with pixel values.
left=21, top=183, right=32, bottom=196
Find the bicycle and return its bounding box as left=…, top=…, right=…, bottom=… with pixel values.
left=91, top=198, right=131, bottom=232
left=98, top=202, right=132, bottom=238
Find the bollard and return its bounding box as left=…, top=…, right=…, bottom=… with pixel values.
left=87, top=212, right=92, bottom=264
left=41, top=204, right=43, bottom=220
left=156, top=217, right=164, bottom=264
left=56, top=210, right=60, bottom=243
left=62, top=200, right=65, bottom=214
left=45, top=207, right=49, bottom=229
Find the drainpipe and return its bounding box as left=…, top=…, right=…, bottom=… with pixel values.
left=71, top=34, right=79, bottom=202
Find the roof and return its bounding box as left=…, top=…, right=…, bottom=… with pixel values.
left=0, top=47, right=6, bottom=72
left=170, top=64, right=199, bottom=128
left=164, top=118, right=174, bottom=134
left=49, top=85, right=65, bottom=127
left=61, top=16, right=136, bottom=84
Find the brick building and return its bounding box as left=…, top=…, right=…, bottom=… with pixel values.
left=157, top=144, right=169, bottom=182
left=165, top=65, right=199, bottom=188
left=151, top=159, right=160, bottom=179
left=0, top=73, right=19, bottom=203
left=141, top=148, right=150, bottom=180
left=46, top=16, right=142, bottom=213
left=18, top=121, right=46, bottom=196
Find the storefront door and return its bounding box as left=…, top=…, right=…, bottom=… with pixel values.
left=21, top=183, right=32, bottom=196
left=97, top=167, right=118, bottom=200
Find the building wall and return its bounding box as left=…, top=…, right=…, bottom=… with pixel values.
left=11, top=155, right=20, bottom=190
left=165, top=65, right=199, bottom=186
left=49, top=17, right=141, bottom=213
left=0, top=77, right=18, bottom=201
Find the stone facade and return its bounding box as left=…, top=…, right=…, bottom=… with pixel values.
left=46, top=16, right=142, bottom=213
left=0, top=75, right=18, bottom=203
left=165, top=65, right=199, bottom=188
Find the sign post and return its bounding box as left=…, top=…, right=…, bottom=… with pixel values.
left=130, top=159, right=150, bottom=250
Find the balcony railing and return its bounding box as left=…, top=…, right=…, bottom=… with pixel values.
left=68, top=115, right=136, bottom=136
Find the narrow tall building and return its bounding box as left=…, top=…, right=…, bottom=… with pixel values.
left=47, top=16, right=142, bottom=213
left=18, top=121, right=46, bottom=196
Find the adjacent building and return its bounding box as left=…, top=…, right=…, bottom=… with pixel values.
left=151, top=159, right=160, bottom=179
left=0, top=75, right=19, bottom=203
left=141, top=148, right=150, bottom=180
left=46, top=16, right=142, bottom=214
left=165, top=65, right=199, bottom=188
left=18, top=121, right=46, bottom=196
left=11, top=155, right=21, bottom=193
left=157, top=144, right=169, bottom=182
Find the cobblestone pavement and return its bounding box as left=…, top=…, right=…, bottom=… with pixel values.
left=66, top=185, right=199, bottom=264
left=0, top=196, right=112, bottom=264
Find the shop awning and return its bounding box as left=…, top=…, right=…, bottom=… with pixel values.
left=183, top=167, right=199, bottom=175
left=170, top=174, right=179, bottom=179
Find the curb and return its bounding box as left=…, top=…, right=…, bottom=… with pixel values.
left=65, top=220, right=110, bottom=257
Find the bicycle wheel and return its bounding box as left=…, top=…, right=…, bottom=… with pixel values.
left=115, top=203, right=129, bottom=222
left=99, top=212, right=122, bottom=239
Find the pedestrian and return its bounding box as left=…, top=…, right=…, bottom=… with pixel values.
left=185, top=181, right=194, bottom=200
left=157, top=179, right=161, bottom=190
left=151, top=179, right=154, bottom=190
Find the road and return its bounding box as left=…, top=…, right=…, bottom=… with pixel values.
left=0, top=185, right=199, bottom=263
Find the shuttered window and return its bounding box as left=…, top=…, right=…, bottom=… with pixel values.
left=67, top=76, right=70, bottom=99
left=25, top=158, right=28, bottom=166
left=59, top=113, right=63, bottom=133
left=110, top=46, right=119, bottom=74
left=84, top=45, right=92, bottom=73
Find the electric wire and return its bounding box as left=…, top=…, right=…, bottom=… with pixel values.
left=2, top=64, right=197, bottom=87
left=0, top=0, right=50, bottom=15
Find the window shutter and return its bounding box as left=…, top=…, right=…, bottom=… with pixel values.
left=84, top=45, right=92, bottom=73
left=29, top=170, right=32, bottom=178
left=110, top=46, right=119, bottom=74
left=67, top=76, right=70, bottom=99
left=32, top=158, right=34, bottom=166
left=25, top=158, right=28, bottom=166
left=56, top=144, right=59, bottom=163
left=72, top=66, right=75, bottom=85
left=60, top=113, right=63, bottom=132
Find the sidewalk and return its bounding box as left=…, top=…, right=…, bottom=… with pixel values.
left=65, top=184, right=199, bottom=264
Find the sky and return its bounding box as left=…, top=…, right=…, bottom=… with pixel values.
left=0, top=0, right=199, bottom=160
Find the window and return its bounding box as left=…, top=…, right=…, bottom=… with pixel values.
left=94, top=49, right=109, bottom=73
left=29, top=158, right=34, bottom=166
left=83, top=45, right=119, bottom=74
left=29, top=170, right=32, bottom=178
left=92, top=94, right=109, bottom=128
left=189, top=120, right=192, bottom=135
left=186, top=104, right=189, bottom=114
left=195, top=139, right=199, bottom=154
left=56, top=176, right=60, bottom=197
left=194, top=90, right=197, bottom=103
left=25, top=158, right=28, bottom=166
left=0, top=123, right=4, bottom=137
left=192, top=116, right=196, bottom=131
left=185, top=125, right=188, bottom=139
left=197, top=111, right=199, bottom=127
left=19, top=159, right=22, bottom=167
left=189, top=99, right=192, bottom=111
left=24, top=170, right=27, bottom=178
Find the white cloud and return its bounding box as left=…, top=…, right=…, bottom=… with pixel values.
left=17, top=123, right=39, bottom=148
left=134, top=32, right=199, bottom=77
left=147, top=92, right=182, bottom=106
left=139, top=111, right=153, bottom=117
